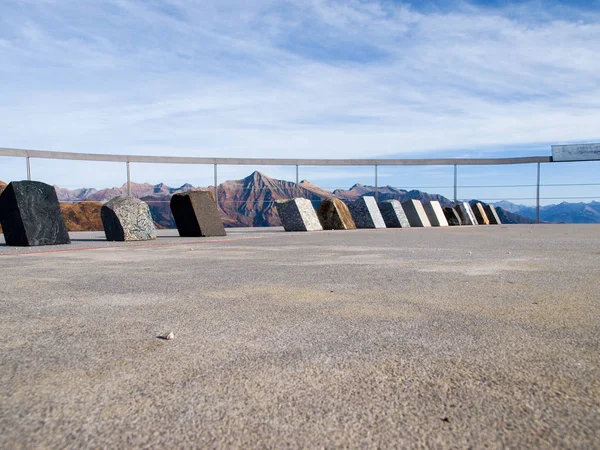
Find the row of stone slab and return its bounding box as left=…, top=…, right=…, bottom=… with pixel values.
left=0, top=181, right=225, bottom=246
left=275, top=197, right=501, bottom=232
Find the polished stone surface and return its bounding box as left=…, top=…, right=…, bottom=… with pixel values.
left=276, top=198, right=323, bottom=232
left=101, top=196, right=157, bottom=241
left=378, top=200, right=410, bottom=228
left=401, top=200, right=431, bottom=227
left=443, top=207, right=462, bottom=226
left=454, top=202, right=477, bottom=226
left=0, top=181, right=70, bottom=246
left=348, top=196, right=386, bottom=229
left=472, top=203, right=490, bottom=225
left=317, top=198, right=356, bottom=230
left=484, top=204, right=502, bottom=225
left=170, top=191, right=226, bottom=237
left=423, top=201, right=449, bottom=227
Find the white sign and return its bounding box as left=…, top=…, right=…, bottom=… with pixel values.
left=552, top=143, right=600, bottom=162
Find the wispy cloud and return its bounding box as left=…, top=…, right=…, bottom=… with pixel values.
left=1, top=0, right=600, bottom=184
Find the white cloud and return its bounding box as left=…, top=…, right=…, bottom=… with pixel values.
left=1, top=0, right=600, bottom=188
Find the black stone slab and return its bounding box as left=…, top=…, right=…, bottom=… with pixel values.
left=483, top=204, right=502, bottom=225
left=378, top=200, right=410, bottom=228
left=0, top=181, right=70, bottom=246
left=472, top=202, right=490, bottom=225
left=443, top=207, right=462, bottom=226
left=401, top=200, right=431, bottom=227
left=170, top=191, right=226, bottom=237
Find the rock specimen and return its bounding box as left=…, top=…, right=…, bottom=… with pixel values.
left=423, top=201, right=449, bottom=227
left=443, top=207, right=462, bottom=226
left=317, top=198, right=356, bottom=230
left=401, top=200, right=431, bottom=227
left=170, top=191, right=226, bottom=237
left=0, top=180, right=71, bottom=246
left=378, top=200, right=410, bottom=228
left=483, top=204, right=502, bottom=225
left=348, top=196, right=386, bottom=229
left=472, top=203, right=490, bottom=225
left=101, top=196, right=157, bottom=241
left=454, top=202, right=478, bottom=226
left=275, top=198, right=323, bottom=232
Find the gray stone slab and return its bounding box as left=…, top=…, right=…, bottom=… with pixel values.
left=454, top=202, right=478, bottom=226
left=0, top=181, right=70, bottom=246
left=348, top=196, right=386, bottom=229
left=378, top=200, right=410, bottom=228
left=423, top=201, right=449, bottom=227
left=443, top=207, right=462, bottom=226
left=170, top=191, right=226, bottom=237
left=317, top=198, right=356, bottom=230
left=472, top=203, right=490, bottom=225
left=484, top=204, right=502, bottom=225
left=101, top=196, right=157, bottom=241
left=276, top=198, right=322, bottom=232
left=401, top=200, right=431, bottom=227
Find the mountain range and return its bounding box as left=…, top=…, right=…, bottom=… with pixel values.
left=1, top=173, right=598, bottom=231
left=494, top=200, right=600, bottom=224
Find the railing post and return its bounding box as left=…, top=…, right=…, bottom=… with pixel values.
left=214, top=163, right=218, bottom=208
left=453, top=164, right=457, bottom=203
left=296, top=165, right=299, bottom=185
left=26, top=157, right=31, bottom=181
left=536, top=162, right=541, bottom=224
left=126, top=161, right=131, bottom=196
left=374, top=164, right=378, bottom=201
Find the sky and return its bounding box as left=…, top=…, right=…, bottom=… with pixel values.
left=1, top=0, right=599, bottom=205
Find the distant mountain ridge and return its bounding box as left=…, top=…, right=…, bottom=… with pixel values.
left=494, top=200, right=600, bottom=224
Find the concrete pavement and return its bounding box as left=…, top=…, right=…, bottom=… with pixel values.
left=1, top=225, right=599, bottom=448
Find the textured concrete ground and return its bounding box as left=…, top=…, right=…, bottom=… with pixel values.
left=1, top=225, right=599, bottom=448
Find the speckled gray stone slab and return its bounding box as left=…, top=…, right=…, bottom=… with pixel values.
left=443, top=207, right=462, bottom=226
left=484, top=204, right=502, bottom=225
left=276, top=198, right=323, bottom=232
left=454, top=202, right=477, bottom=226
left=170, top=191, right=226, bottom=237
left=0, top=181, right=70, bottom=246
left=378, top=200, right=410, bottom=228
left=101, top=196, right=157, bottom=241
left=348, top=196, right=386, bottom=229
left=423, top=201, right=449, bottom=227
left=401, top=200, right=431, bottom=227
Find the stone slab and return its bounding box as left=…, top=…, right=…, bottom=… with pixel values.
left=483, top=204, right=502, bottom=225
left=0, top=181, right=70, bottom=246
left=443, top=207, right=462, bottom=226
left=348, top=196, right=386, bottom=229
left=401, top=200, right=431, bottom=227
left=276, top=198, right=323, bottom=232
left=454, top=202, right=478, bottom=226
left=101, top=196, right=157, bottom=241
left=472, top=203, right=490, bottom=225
left=170, top=191, right=226, bottom=237
left=423, top=201, right=449, bottom=227
left=378, top=200, right=410, bottom=228
left=317, top=198, right=356, bottom=230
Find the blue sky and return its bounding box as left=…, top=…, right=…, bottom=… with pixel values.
left=1, top=0, right=599, bottom=205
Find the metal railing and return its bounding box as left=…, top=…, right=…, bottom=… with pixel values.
left=1, top=145, right=599, bottom=224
